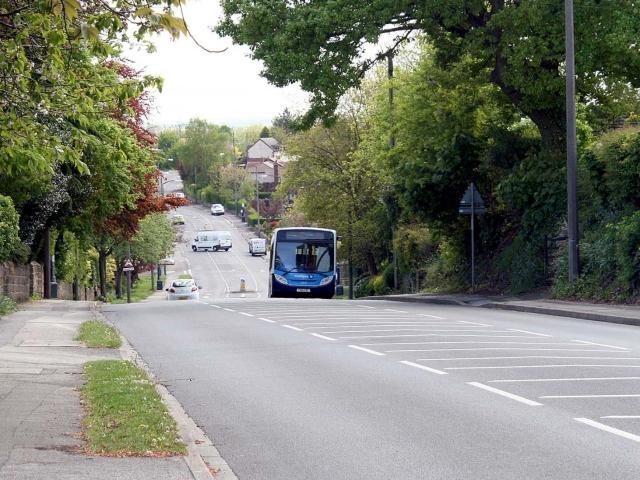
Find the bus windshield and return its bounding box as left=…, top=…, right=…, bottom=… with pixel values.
left=274, top=241, right=333, bottom=274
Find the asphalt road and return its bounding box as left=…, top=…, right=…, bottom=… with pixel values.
left=103, top=174, right=640, bottom=479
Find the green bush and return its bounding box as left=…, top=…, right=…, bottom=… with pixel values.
left=0, top=195, right=21, bottom=263
left=354, top=277, right=374, bottom=298
left=0, top=296, right=17, bottom=316
left=495, top=234, right=545, bottom=294
left=424, top=238, right=467, bottom=292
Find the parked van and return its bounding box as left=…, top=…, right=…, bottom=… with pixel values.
left=248, top=238, right=266, bottom=256
left=191, top=230, right=233, bottom=252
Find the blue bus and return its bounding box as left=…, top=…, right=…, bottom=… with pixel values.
left=268, top=227, right=338, bottom=298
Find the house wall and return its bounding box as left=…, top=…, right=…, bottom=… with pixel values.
left=247, top=141, right=274, bottom=160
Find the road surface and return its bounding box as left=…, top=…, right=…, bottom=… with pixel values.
left=103, top=174, right=640, bottom=479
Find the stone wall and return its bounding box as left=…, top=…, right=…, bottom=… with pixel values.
left=0, top=262, right=95, bottom=302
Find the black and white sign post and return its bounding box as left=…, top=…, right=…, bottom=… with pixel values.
left=459, top=183, right=486, bottom=292
left=123, top=259, right=134, bottom=304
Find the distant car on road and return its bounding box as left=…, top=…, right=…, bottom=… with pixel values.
left=166, top=278, right=200, bottom=301
left=174, top=192, right=185, bottom=199
left=171, top=214, right=185, bottom=225
left=211, top=203, right=225, bottom=216
left=248, top=238, right=266, bottom=256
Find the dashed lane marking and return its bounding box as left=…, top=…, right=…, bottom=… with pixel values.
left=467, top=382, right=543, bottom=406
left=348, top=345, right=385, bottom=356
left=509, top=329, right=552, bottom=337
left=574, top=418, right=640, bottom=443
left=311, top=333, right=337, bottom=341
left=282, top=325, right=303, bottom=331
left=399, top=361, right=447, bottom=375
left=239, top=312, right=254, bottom=317
left=490, top=376, right=640, bottom=383
left=447, top=364, right=640, bottom=370
left=541, top=394, right=640, bottom=399
left=258, top=317, right=276, bottom=323
left=419, top=356, right=639, bottom=361
left=223, top=308, right=236, bottom=312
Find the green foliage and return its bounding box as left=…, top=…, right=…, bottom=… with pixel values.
left=424, top=239, right=468, bottom=293
left=56, top=231, right=92, bottom=287
left=0, top=297, right=17, bottom=316
left=131, top=213, right=174, bottom=264
left=0, top=196, right=21, bottom=262
left=394, top=224, right=435, bottom=274
left=495, top=234, right=545, bottom=294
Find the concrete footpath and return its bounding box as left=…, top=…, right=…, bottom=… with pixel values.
left=0, top=301, right=194, bottom=480
left=364, top=293, right=640, bottom=326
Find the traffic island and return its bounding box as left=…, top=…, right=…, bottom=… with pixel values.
left=80, top=360, right=187, bottom=456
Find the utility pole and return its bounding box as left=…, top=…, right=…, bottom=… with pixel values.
left=388, top=52, right=398, bottom=291
left=43, top=227, right=51, bottom=299
left=254, top=165, right=261, bottom=236
left=565, top=0, right=580, bottom=282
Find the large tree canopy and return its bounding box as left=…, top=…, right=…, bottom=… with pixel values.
left=218, top=0, right=640, bottom=150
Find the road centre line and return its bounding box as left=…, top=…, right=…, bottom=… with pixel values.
left=574, top=418, right=640, bottom=443
left=354, top=336, right=537, bottom=342
left=400, top=361, right=447, bottom=375
left=291, top=321, right=463, bottom=327
left=467, top=382, right=543, bottom=406
left=258, top=317, right=276, bottom=323
left=385, top=309, right=408, bottom=313
left=383, top=342, right=586, bottom=349
left=348, top=345, right=386, bottom=356
left=572, top=340, right=628, bottom=350
left=417, top=356, right=640, bottom=361
left=239, top=312, right=254, bottom=317
left=541, top=394, right=640, bottom=399
left=385, top=348, right=620, bottom=352
left=418, top=314, right=445, bottom=319
left=509, top=329, right=552, bottom=337
left=490, top=377, right=640, bottom=383
left=459, top=321, right=493, bottom=326
left=357, top=305, right=376, bottom=309
left=601, top=416, right=640, bottom=419
left=209, top=304, right=221, bottom=308
left=310, top=333, right=337, bottom=341
left=446, top=364, right=640, bottom=370
left=312, top=326, right=492, bottom=331
left=282, top=324, right=303, bottom=331
left=223, top=308, right=236, bottom=312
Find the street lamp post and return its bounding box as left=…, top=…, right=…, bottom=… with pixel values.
left=253, top=165, right=261, bottom=236
left=565, top=0, right=580, bottom=281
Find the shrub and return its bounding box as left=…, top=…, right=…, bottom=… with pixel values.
left=0, top=195, right=21, bottom=263
left=0, top=296, right=17, bottom=316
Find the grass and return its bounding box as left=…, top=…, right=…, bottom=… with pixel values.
left=108, top=273, right=165, bottom=304
left=81, top=360, right=186, bottom=456
left=0, top=296, right=17, bottom=316
left=75, top=320, right=122, bottom=348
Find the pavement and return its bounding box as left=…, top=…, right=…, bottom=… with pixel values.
left=362, top=293, right=640, bottom=326
left=0, top=300, right=195, bottom=480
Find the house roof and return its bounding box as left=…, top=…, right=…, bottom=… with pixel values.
left=259, top=137, right=280, bottom=149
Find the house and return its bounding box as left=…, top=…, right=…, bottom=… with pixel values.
left=244, top=137, right=291, bottom=192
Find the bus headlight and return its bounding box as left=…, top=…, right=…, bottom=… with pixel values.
left=319, top=275, right=334, bottom=286
left=274, top=274, right=288, bottom=285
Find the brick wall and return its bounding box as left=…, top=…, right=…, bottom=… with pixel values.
left=0, top=262, right=94, bottom=302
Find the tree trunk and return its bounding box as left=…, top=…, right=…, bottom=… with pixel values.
left=98, top=249, right=107, bottom=300
left=527, top=109, right=566, bottom=156
left=366, top=251, right=377, bottom=276
left=114, top=264, right=123, bottom=299
left=72, top=278, right=79, bottom=301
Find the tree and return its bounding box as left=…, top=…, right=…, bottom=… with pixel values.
left=130, top=213, right=174, bottom=265
left=0, top=196, right=21, bottom=262
left=259, top=126, right=271, bottom=138
left=218, top=0, right=640, bottom=155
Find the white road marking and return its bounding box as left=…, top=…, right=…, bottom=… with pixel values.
left=348, top=345, right=385, bottom=356
left=282, top=324, right=303, bottom=331
left=541, top=394, right=640, bottom=399
left=467, top=382, right=543, bottom=406
left=447, top=364, right=640, bottom=370
left=209, top=305, right=221, bottom=308
left=420, top=356, right=639, bottom=361
left=357, top=305, right=376, bottom=309
left=459, top=321, right=493, bottom=326
left=239, top=312, right=254, bottom=317
left=509, top=329, right=552, bottom=337
left=295, top=322, right=460, bottom=327
left=311, top=333, right=337, bottom=341
left=356, top=335, right=535, bottom=342
left=259, top=317, right=276, bottom=323
left=316, top=326, right=493, bottom=331
left=418, top=314, right=445, bottom=319
left=574, top=418, right=640, bottom=443
left=223, top=308, right=236, bottom=312
left=385, top=309, right=407, bottom=313
left=337, top=332, right=497, bottom=339
left=390, top=347, right=617, bottom=352
left=324, top=328, right=494, bottom=334
left=601, top=416, right=640, bottom=419
left=383, top=342, right=587, bottom=350
left=490, top=377, right=640, bottom=383
left=572, top=340, right=628, bottom=350
left=399, top=361, right=447, bottom=375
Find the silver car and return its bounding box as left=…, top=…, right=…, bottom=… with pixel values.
left=166, top=279, right=200, bottom=300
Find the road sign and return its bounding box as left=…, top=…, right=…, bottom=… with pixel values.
left=123, top=259, right=134, bottom=272
left=458, top=183, right=485, bottom=215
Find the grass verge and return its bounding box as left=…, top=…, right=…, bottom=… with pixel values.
left=108, top=273, right=165, bottom=304
left=81, top=360, right=186, bottom=456
left=75, top=320, right=122, bottom=348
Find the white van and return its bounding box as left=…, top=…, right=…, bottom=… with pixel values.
left=191, top=230, right=233, bottom=252
left=192, top=230, right=217, bottom=252
left=248, top=238, right=266, bottom=256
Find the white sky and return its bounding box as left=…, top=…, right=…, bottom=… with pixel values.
left=125, top=0, right=308, bottom=128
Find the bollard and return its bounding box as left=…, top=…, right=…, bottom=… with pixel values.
left=240, top=278, right=246, bottom=292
